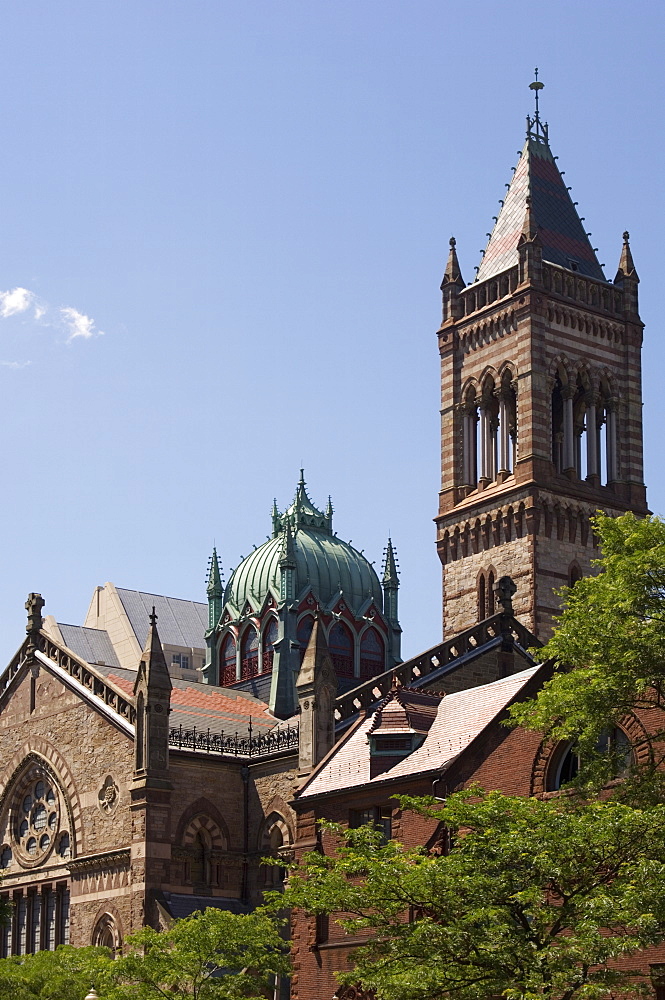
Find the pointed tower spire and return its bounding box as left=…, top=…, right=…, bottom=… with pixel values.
left=271, top=498, right=281, bottom=537
left=440, top=236, right=465, bottom=325
left=296, top=617, right=337, bottom=773
left=477, top=78, right=604, bottom=283
left=133, top=608, right=172, bottom=784
left=614, top=230, right=639, bottom=317
left=206, top=547, right=224, bottom=632
left=616, top=230, right=637, bottom=279
left=442, top=236, right=464, bottom=285
left=382, top=538, right=401, bottom=664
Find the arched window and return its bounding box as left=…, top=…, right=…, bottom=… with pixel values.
left=498, top=370, right=517, bottom=475
left=569, top=564, right=583, bottom=588
left=262, top=618, right=278, bottom=674
left=261, top=813, right=292, bottom=890
left=478, top=574, right=486, bottom=621
left=240, top=627, right=259, bottom=679
left=297, top=616, right=314, bottom=664
left=359, top=628, right=384, bottom=680
left=220, top=634, right=237, bottom=686
left=547, top=727, right=633, bottom=791
left=135, top=693, right=145, bottom=770
left=551, top=376, right=564, bottom=472
left=92, top=913, right=120, bottom=956
left=487, top=571, right=495, bottom=615
left=329, top=621, right=354, bottom=678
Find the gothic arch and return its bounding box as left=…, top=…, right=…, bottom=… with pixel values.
left=259, top=808, right=294, bottom=851
left=174, top=797, right=230, bottom=850
left=92, top=907, right=123, bottom=954
left=549, top=355, right=571, bottom=385
left=0, top=742, right=82, bottom=857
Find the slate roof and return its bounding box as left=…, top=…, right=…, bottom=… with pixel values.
left=57, top=624, right=121, bottom=668
left=298, top=665, right=540, bottom=798
left=94, top=662, right=280, bottom=738
left=476, top=131, right=605, bottom=283
left=116, top=588, right=208, bottom=649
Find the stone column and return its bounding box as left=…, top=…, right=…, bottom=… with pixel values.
left=562, top=387, right=575, bottom=474
left=462, top=406, right=474, bottom=486
left=585, top=392, right=599, bottom=481
left=479, top=405, right=491, bottom=483
left=607, top=402, right=618, bottom=482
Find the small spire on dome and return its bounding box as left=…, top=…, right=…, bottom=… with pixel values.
left=527, top=68, right=548, bottom=143
left=206, top=546, right=224, bottom=597
left=382, top=538, right=399, bottom=587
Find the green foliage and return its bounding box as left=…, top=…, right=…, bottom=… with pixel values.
left=509, top=512, right=665, bottom=774
left=109, top=908, right=288, bottom=1000
left=0, top=910, right=287, bottom=999
left=275, top=790, right=665, bottom=1000
left=0, top=945, right=114, bottom=999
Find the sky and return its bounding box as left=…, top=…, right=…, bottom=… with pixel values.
left=0, top=0, right=662, bottom=665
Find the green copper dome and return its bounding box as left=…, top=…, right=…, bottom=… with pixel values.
left=224, top=473, right=383, bottom=613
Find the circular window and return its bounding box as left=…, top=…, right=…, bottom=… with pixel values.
left=13, top=776, right=64, bottom=866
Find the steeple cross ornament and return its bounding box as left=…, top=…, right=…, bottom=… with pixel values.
left=527, top=69, right=547, bottom=142
left=149, top=606, right=158, bottom=628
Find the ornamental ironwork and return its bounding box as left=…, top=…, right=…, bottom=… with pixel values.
left=169, top=722, right=298, bottom=759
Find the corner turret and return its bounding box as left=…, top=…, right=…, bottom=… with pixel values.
left=614, top=231, right=640, bottom=319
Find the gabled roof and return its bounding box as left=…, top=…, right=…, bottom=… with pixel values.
left=298, top=665, right=540, bottom=798
left=477, top=124, right=605, bottom=283
left=115, top=588, right=207, bottom=650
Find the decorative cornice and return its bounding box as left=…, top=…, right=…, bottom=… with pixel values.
left=67, top=848, right=130, bottom=873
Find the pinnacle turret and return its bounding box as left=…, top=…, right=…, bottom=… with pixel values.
left=382, top=538, right=399, bottom=588
left=206, top=546, right=223, bottom=597
left=441, top=236, right=464, bottom=288
left=615, top=230, right=638, bottom=281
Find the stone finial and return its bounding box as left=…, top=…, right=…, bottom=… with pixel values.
left=85, top=991, right=100, bottom=1000
left=25, top=593, right=45, bottom=636
left=495, top=576, right=517, bottom=615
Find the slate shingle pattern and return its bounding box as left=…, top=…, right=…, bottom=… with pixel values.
left=476, top=135, right=605, bottom=283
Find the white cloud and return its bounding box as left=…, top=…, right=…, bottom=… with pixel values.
left=0, top=287, right=34, bottom=318
left=33, top=304, right=46, bottom=321
left=0, top=360, right=31, bottom=369
left=60, top=306, right=104, bottom=343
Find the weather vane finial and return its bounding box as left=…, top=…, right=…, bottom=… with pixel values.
left=529, top=67, right=544, bottom=122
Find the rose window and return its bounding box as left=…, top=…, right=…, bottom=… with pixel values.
left=13, top=777, right=60, bottom=865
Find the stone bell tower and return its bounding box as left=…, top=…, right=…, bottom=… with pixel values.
left=435, top=77, right=648, bottom=641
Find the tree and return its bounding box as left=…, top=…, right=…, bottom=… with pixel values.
left=0, top=910, right=288, bottom=1000
left=0, top=945, right=114, bottom=999
left=276, top=790, right=665, bottom=1000
left=109, top=908, right=288, bottom=1000
left=509, top=512, right=665, bottom=783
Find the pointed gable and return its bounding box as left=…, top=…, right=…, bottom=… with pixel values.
left=477, top=129, right=605, bottom=283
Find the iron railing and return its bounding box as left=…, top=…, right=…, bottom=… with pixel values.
left=169, top=721, right=299, bottom=758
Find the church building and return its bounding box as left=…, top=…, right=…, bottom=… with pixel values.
left=0, top=81, right=654, bottom=1000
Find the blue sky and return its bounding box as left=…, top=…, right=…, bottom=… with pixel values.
left=0, top=1, right=662, bottom=663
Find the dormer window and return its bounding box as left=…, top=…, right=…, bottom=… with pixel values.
left=369, top=733, right=423, bottom=756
